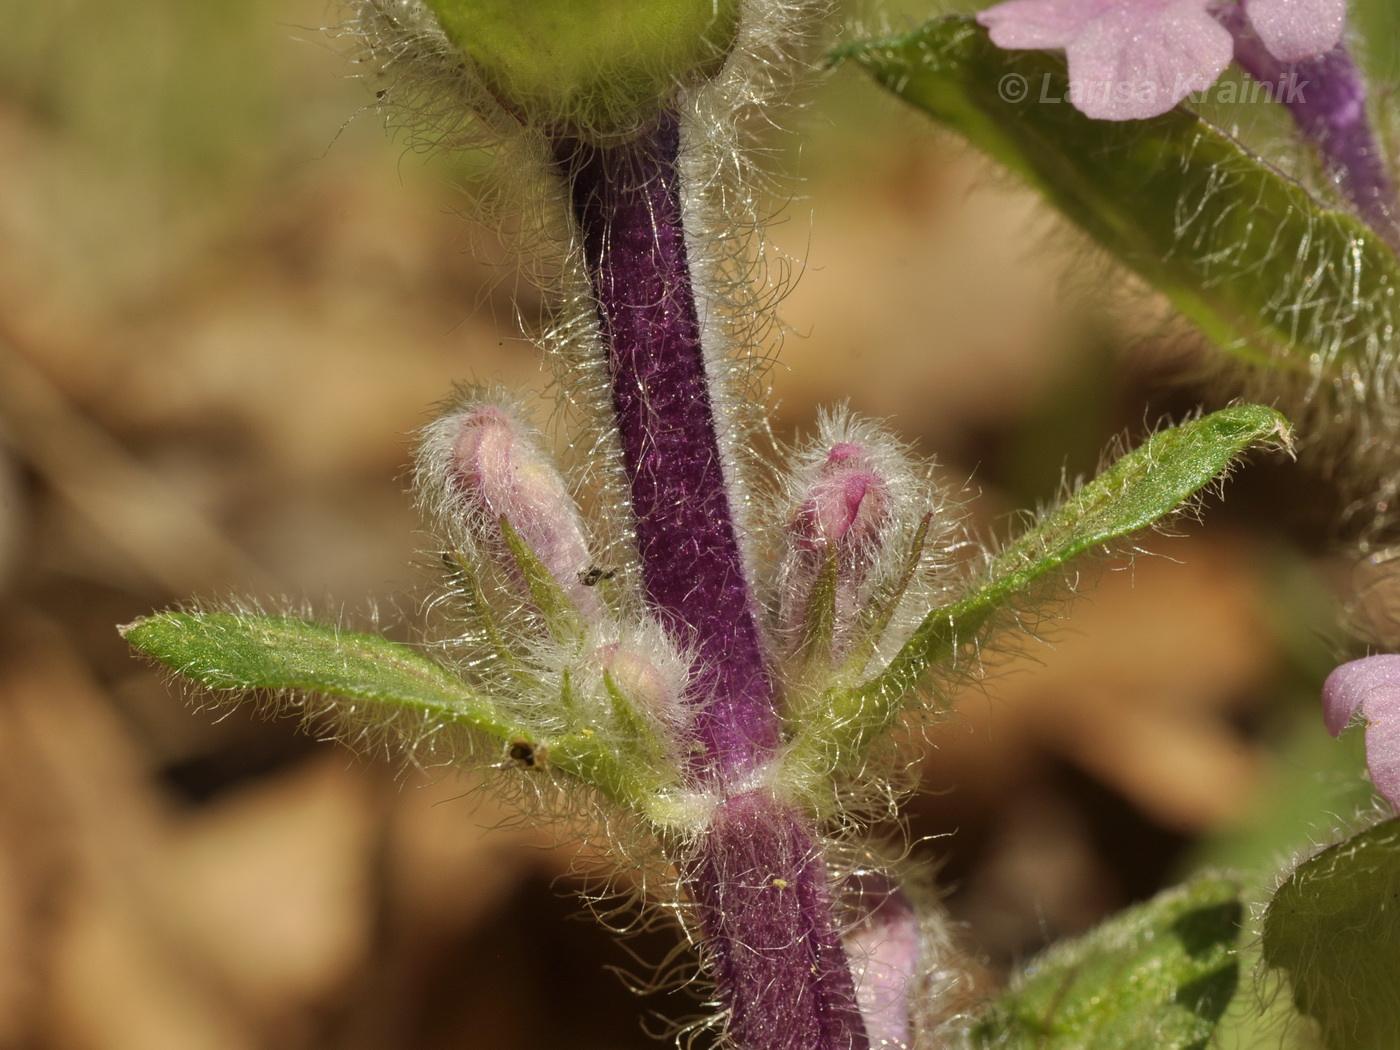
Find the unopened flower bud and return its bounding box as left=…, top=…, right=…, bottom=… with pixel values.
left=781, top=441, right=892, bottom=656
left=793, top=443, right=890, bottom=552
left=414, top=0, right=741, bottom=138
left=421, top=400, right=600, bottom=619
left=1322, top=654, right=1400, bottom=809
left=843, top=875, right=921, bottom=1050
left=597, top=628, right=692, bottom=737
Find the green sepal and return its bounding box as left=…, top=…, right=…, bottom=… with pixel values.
left=421, top=0, right=740, bottom=137
left=601, top=669, right=669, bottom=765
left=837, top=511, right=933, bottom=677
left=970, top=875, right=1242, bottom=1049
left=499, top=515, right=587, bottom=641
left=787, top=406, right=1289, bottom=782
left=1263, top=818, right=1400, bottom=1049
left=837, top=18, right=1400, bottom=386
left=796, top=552, right=840, bottom=672
left=442, top=548, right=521, bottom=671
left=121, top=610, right=653, bottom=809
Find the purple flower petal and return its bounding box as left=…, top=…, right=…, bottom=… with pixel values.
left=1242, top=0, right=1346, bottom=63
left=979, top=0, right=1235, bottom=119
left=977, top=0, right=1121, bottom=49
left=1366, top=698, right=1400, bottom=809
left=1321, top=655, right=1400, bottom=808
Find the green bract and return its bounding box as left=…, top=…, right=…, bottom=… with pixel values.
left=420, top=0, right=741, bottom=136
left=786, top=405, right=1291, bottom=792
left=1263, top=818, right=1400, bottom=1049
left=118, top=612, right=667, bottom=813
left=971, top=875, right=1242, bottom=1049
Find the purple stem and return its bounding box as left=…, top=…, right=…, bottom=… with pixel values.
left=686, top=790, right=873, bottom=1050
left=552, top=120, right=870, bottom=1050
left=554, top=116, right=778, bottom=781
left=1216, top=6, right=1400, bottom=248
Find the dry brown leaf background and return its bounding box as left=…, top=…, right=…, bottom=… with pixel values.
left=0, top=2, right=1369, bottom=1047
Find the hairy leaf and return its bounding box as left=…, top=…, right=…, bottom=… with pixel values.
left=125, top=611, right=498, bottom=721
left=972, top=875, right=1242, bottom=1049
left=1263, top=818, right=1400, bottom=1049
left=122, top=611, right=652, bottom=807
left=790, top=405, right=1289, bottom=780
left=836, top=18, right=1400, bottom=390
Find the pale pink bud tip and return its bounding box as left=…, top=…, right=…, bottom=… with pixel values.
left=779, top=427, right=915, bottom=660
left=601, top=643, right=684, bottom=726
left=795, top=445, right=890, bottom=552
left=442, top=404, right=598, bottom=613
left=1321, top=655, right=1400, bottom=808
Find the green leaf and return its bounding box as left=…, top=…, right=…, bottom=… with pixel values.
left=121, top=611, right=652, bottom=808
left=123, top=610, right=494, bottom=717
left=972, top=875, right=1242, bottom=1049
left=1263, top=818, right=1400, bottom=1049
left=836, top=18, right=1400, bottom=386
left=787, top=406, right=1289, bottom=781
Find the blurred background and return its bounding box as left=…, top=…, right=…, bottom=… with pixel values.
left=0, top=1, right=1396, bottom=1047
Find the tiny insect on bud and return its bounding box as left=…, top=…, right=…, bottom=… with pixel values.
left=506, top=738, right=546, bottom=769
left=420, top=399, right=602, bottom=621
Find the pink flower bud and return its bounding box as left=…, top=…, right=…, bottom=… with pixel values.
left=423, top=400, right=600, bottom=618
left=794, top=443, right=890, bottom=552
left=1322, top=655, right=1400, bottom=809
left=598, top=635, right=690, bottom=734
left=780, top=441, right=893, bottom=656
left=843, top=875, right=921, bottom=1050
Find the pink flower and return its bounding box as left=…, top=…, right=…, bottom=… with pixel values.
left=1242, top=0, right=1346, bottom=62
left=976, top=0, right=1346, bottom=119
left=1321, top=655, right=1400, bottom=809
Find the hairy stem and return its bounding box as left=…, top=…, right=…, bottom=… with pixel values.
left=555, top=116, right=778, bottom=781
left=686, top=790, right=872, bottom=1050
left=553, top=118, right=870, bottom=1050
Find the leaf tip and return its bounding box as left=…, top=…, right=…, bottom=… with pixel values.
left=118, top=613, right=163, bottom=648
